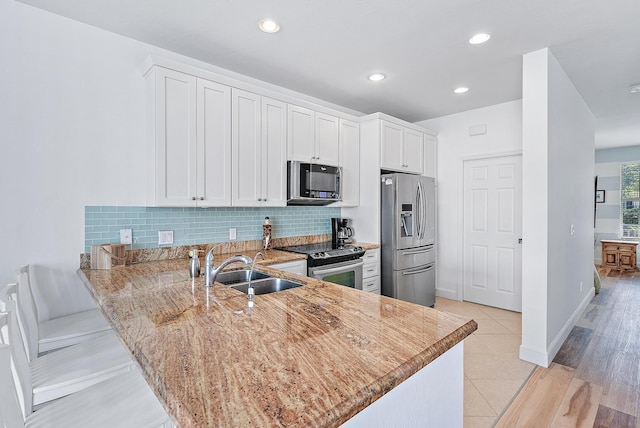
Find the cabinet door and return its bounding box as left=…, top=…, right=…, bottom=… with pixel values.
left=423, top=134, right=437, bottom=178
left=403, top=128, right=424, bottom=174
left=380, top=120, right=404, bottom=171
left=270, top=260, right=307, bottom=276
left=287, top=105, right=314, bottom=162
left=154, top=68, right=197, bottom=206
left=338, top=119, right=359, bottom=206
left=231, top=88, right=261, bottom=206
left=315, top=112, right=340, bottom=166
left=198, top=79, right=231, bottom=206
left=261, top=97, right=287, bottom=206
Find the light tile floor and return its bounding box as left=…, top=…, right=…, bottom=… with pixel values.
left=435, top=297, right=536, bottom=428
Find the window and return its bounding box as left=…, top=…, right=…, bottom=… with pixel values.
left=621, top=163, right=640, bottom=237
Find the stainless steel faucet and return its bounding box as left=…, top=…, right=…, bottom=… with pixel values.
left=204, top=245, right=252, bottom=287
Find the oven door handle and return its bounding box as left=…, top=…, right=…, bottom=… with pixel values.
left=311, top=261, right=364, bottom=275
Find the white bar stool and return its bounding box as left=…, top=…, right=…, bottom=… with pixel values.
left=0, top=340, right=172, bottom=427
left=17, top=265, right=112, bottom=358
left=0, top=293, right=135, bottom=411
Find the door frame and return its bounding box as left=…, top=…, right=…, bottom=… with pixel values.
left=457, top=150, right=523, bottom=302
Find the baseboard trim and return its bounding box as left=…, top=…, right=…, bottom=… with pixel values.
left=520, top=288, right=595, bottom=367
left=519, top=345, right=549, bottom=367
left=546, top=287, right=595, bottom=364
left=435, top=288, right=458, bottom=301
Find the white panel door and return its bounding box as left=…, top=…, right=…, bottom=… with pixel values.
left=463, top=155, right=522, bottom=311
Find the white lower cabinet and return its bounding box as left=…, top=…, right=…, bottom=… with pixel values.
left=362, top=249, right=380, bottom=294
left=269, top=260, right=308, bottom=277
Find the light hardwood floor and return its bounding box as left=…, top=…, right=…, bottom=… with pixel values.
left=496, top=267, right=639, bottom=428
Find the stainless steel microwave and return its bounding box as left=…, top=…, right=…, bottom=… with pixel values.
left=287, top=161, right=342, bottom=206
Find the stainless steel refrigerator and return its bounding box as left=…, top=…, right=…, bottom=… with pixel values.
left=380, top=173, right=436, bottom=307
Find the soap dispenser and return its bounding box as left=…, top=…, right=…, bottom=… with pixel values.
left=189, top=249, right=202, bottom=278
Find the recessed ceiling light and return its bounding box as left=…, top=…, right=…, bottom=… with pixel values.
left=368, top=73, right=386, bottom=82
left=630, top=83, right=640, bottom=93
left=454, top=87, right=469, bottom=94
left=259, top=20, right=280, bottom=33
left=469, top=33, right=491, bottom=45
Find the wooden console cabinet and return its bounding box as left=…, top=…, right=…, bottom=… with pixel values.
left=601, top=239, right=639, bottom=271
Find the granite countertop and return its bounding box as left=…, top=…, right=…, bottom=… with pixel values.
left=78, top=249, right=475, bottom=427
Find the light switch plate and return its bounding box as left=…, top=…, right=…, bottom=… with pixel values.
left=120, top=229, right=132, bottom=245
left=229, top=228, right=237, bottom=240
left=158, top=230, right=174, bottom=245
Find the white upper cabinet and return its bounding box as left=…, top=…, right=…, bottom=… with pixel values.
left=147, top=67, right=231, bottom=206
left=197, top=79, right=232, bottom=206
left=232, top=88, right=286, bottom=206
left=423, top=133, right=437, bottom=178
left=338, top=119, right=360, bottom=207
left=380, top=120, right=424, bottom=174
left=403, top=128, right=424, bottom=173
left=287, top=105, right=340, bottom=166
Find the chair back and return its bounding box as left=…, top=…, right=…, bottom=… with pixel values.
left=0, top=342, right=25, bottom=427
left=0, top=284, right=16, bottom=312
left=0, top=300, right=34, bottom=419
left=15, top=266, right=40, bottom=361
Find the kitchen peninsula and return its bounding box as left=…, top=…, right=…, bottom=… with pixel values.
left=78, top=251, right=476, bottom=427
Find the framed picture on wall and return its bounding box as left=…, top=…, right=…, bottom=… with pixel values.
left=596, top=190, right=605, bottom=203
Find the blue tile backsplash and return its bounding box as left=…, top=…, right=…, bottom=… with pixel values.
left=84, top=206, right=341, bottom=252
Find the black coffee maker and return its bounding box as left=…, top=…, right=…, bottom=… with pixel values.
left=331, top=218, right=354, bottom=247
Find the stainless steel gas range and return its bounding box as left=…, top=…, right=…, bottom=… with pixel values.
left=279, top=242, right=365, bottom=290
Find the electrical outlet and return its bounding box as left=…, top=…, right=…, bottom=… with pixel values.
left=120, top=229, right=132, bottom=245
left=229, top=228, right=237, bottom=240
left=570, top=224, right=575, bottom=236
left=158, top=230, right=174, bottom=245
left=580, top=281, right=583, bottom=292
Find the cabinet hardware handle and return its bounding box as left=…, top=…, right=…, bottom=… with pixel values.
left=192, top=196, right=196, bottom=201
left=200, top=197, right=204, bottom=201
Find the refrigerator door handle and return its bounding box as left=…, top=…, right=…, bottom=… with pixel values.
left=415, top=182, right=422, bottom=239
left=401, top=264, right=435, bottom=275
left=419, top=180, right=427, bottom=240
left=401, top=247, right=433, bottom=256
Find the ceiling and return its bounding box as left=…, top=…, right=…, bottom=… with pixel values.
left=18, top=0, right=640, bottom=149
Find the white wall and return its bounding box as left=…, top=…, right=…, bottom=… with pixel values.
left=1, top=0, right=149, bottom=304
left=0, top=0, right=362, bottom=303
left=520, top=48, right=595, bottom=367
left=416, top=100, right=523, bottom=299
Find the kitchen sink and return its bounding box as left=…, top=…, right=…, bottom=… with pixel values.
left=215, top=269, right=271, bottom=285
left=231, top=277, right=304, bottom=295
